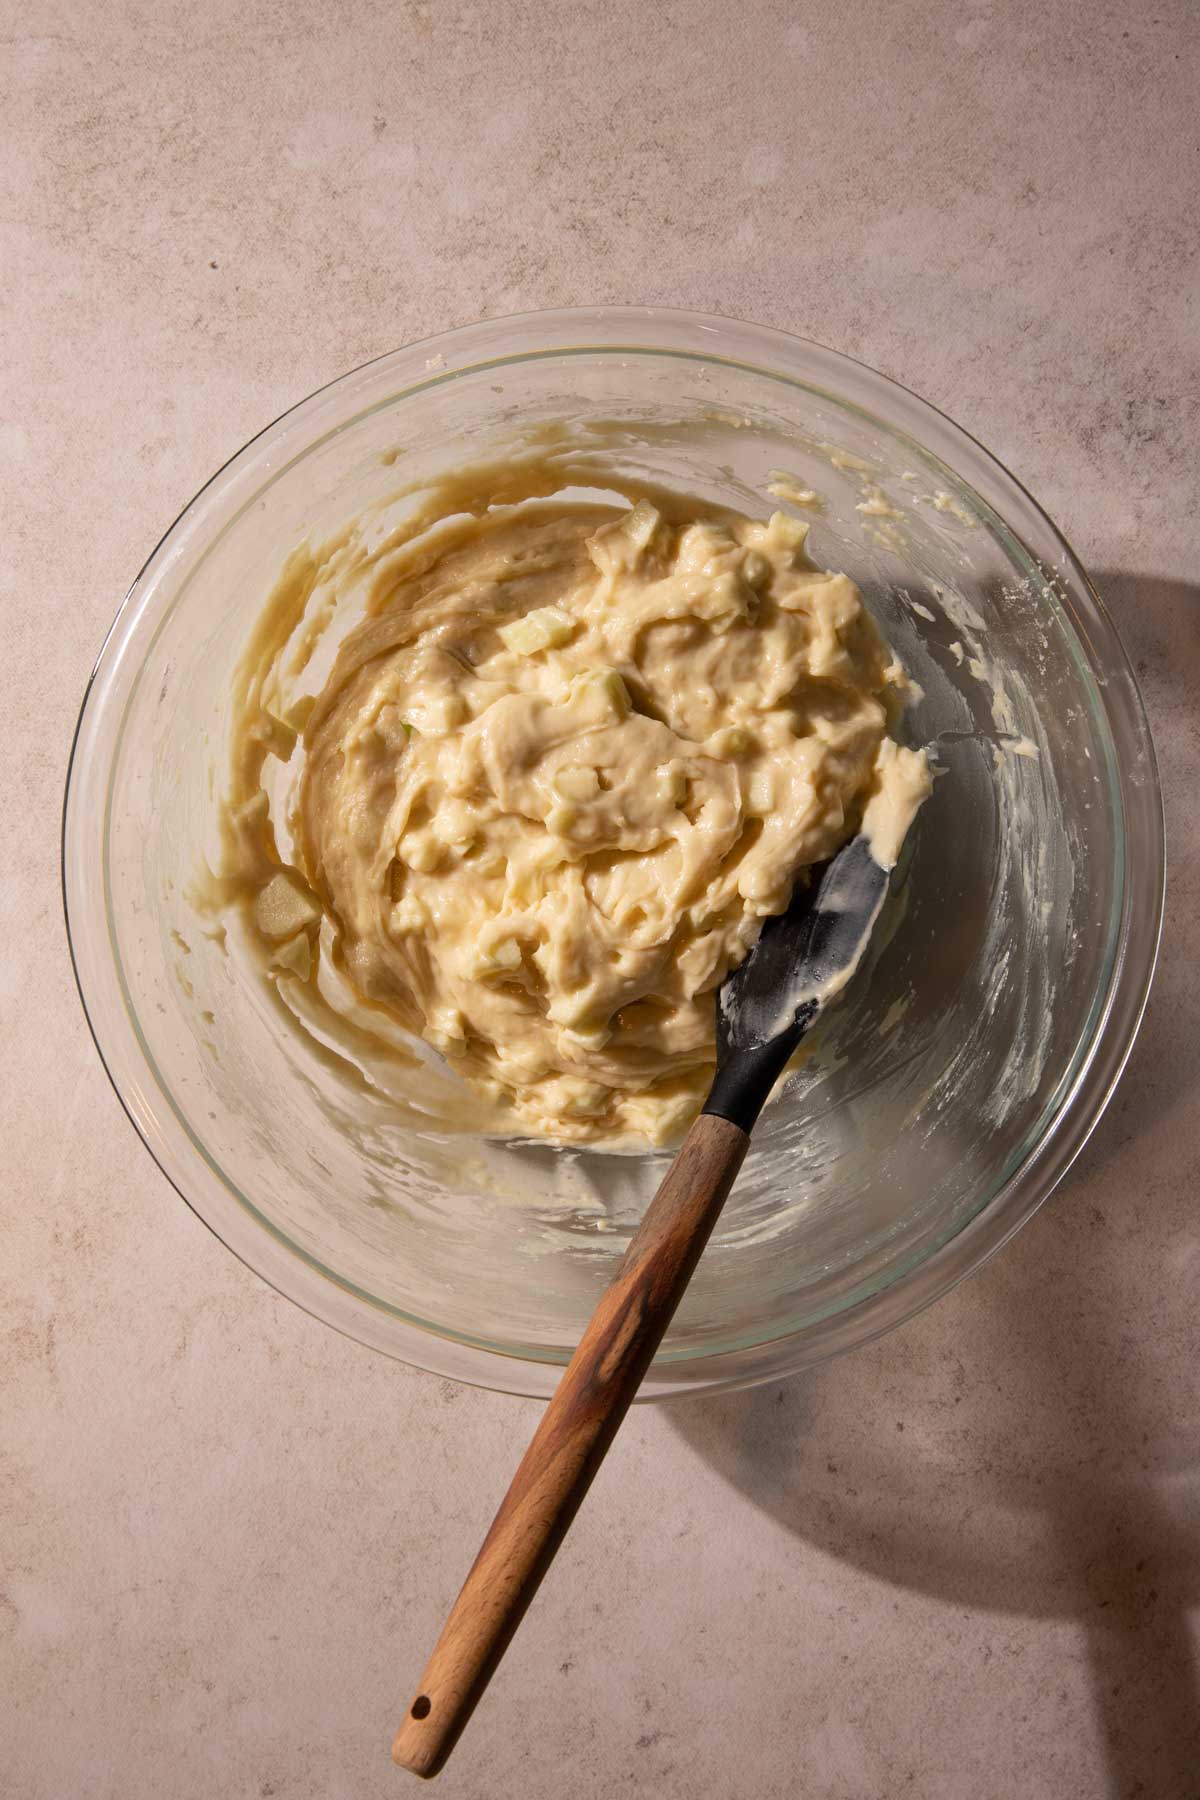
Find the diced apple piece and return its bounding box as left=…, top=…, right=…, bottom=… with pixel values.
left=573, top=669, right=630, bottom=719
left=476, top=936, right=523, bottom=977
left=270, top=932, right=312, bottom=980
left=253, top=871, right=320, bottom=941
left=498, top=606, right=576, bottom=655
left=622, top=499, right=662, bottom=551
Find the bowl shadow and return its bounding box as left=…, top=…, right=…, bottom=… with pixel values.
left=670, top=571, right=1199, bottom=1796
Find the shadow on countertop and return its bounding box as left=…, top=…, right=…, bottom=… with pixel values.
left=670, top=573, right=1200, bottom=1799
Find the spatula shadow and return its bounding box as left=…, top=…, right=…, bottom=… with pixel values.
left=671, top=572, right=1199, bottom=1797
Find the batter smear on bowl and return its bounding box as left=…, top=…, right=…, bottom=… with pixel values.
left=206, top=458, right=929, bottom=1145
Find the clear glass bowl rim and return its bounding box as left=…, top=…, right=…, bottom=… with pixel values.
left=62, top=304, right=1165, bottom=1401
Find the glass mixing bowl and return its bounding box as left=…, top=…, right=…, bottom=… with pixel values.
left=63, top=307, right=1163, bottom=1399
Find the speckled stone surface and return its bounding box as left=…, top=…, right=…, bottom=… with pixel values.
left=4, top=2, right=1199, bottom=1795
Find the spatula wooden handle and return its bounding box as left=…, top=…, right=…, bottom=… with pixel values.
left=392, top=1111, right=749, bottom=1778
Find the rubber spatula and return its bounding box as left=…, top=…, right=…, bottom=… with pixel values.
left=393, top=831, right=892, bottom=1777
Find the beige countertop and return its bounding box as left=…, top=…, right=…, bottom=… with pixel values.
left=4, top=2, right=1198, bottom=1795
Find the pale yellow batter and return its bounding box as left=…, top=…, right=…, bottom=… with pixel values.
left=205, top=462, right=929, bottom=1145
